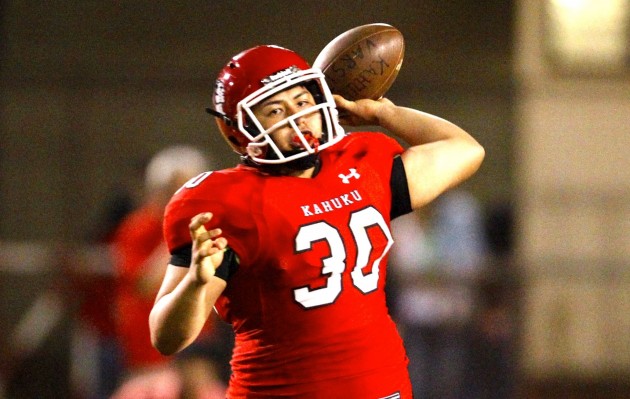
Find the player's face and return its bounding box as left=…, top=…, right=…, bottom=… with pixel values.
left=252, top=85, right=323, bottom=152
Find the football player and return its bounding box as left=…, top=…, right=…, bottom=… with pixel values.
left=149, top=45, right=484, bottom=398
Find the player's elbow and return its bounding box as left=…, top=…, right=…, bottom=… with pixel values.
left=468, top=140, right=485, bottom=174
left=149, top=313, right=188, bottom=356
left=151, top=329, right=187, bottom=356
left=153, top=343, right=179, bottom=357
left=446, top=139, right=486, bottom=192
left=446, top=136, right=486, bottom=182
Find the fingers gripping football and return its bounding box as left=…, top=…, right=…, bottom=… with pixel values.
left=189, top=212, right=228, bottom=284
left=334, top=94, right=394, bottom=127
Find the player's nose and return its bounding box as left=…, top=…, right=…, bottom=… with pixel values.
left=288, top=108, right=308, bottom=128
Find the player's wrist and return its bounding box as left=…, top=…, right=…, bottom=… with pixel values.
left=184, top=269, right=211, bottom=289
left=374, top=101, right=397, bottom=128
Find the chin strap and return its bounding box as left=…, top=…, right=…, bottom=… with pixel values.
left=205, top=107, right=235, bottom=127
left=243, top=154, right=321, bottom=176
left=286, top=153, right=320, bottom=171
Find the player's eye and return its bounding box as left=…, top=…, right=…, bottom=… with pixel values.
left=296, top=99, right=313, bottom=108
left=264, top=107, right=283, bottom=117
left=261, top=106, right=283, bottom=118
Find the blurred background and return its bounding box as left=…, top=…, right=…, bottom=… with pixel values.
left=0, top=0, right=628, bottom=398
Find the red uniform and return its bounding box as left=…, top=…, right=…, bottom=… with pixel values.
left=164, top=132, right=412, bottom=398
left=112, top=204, right=168, bottom=369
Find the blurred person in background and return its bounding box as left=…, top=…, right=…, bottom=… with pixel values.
left=110, top=145, right=227, bottom=399
left=69, top=159, right=146, bottom=399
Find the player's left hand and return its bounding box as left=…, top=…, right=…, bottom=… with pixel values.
left=333, top=94, right=395, bottom=127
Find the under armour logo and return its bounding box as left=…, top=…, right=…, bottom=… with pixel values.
left=338, top=168, right=360, bottom=184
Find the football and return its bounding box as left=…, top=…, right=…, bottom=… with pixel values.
left=313, top=23, right=404, bottom=101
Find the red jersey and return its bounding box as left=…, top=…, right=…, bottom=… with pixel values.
left=164, top=132, right=412, bottom=398
left=112, top=204, right=168, bottom=369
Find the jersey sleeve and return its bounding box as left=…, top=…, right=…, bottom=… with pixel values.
left=373, top=133, right=412, bottom=219
left=390, top=155, right=412, bottom=219
left=349, top=132, right=411, bottom=219
left=162, top=169, right=263, bottom=269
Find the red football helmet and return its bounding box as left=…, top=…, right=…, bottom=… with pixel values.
left=209, top=45, right=344, bottom=165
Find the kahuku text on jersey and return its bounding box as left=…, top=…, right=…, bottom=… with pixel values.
left=300, top=189, right=363, bottom=217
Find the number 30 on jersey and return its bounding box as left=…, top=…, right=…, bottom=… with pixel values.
left=293, top=206, right=393, bottom=309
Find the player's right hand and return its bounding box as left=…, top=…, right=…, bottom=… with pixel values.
left=189, top=212, right=228, bottom=285
left=333, top=94, right=395, bottom=127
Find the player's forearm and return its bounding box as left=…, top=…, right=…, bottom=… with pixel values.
left=149, top=275, right=224, bottom=355
left=377, top=104, right=479, bottom=149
